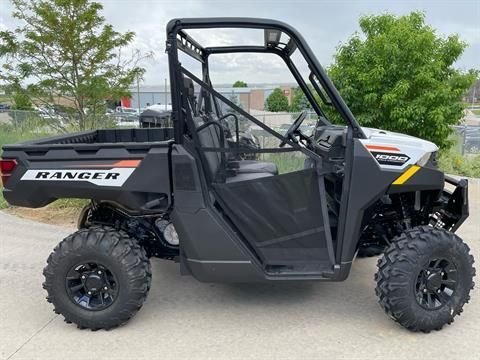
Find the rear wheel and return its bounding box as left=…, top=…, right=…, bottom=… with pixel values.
left=375, top=226, right=475, bottom=332
left=43, top=226, right=151, bottom=330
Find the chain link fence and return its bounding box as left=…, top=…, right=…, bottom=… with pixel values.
left=0, top=108, right=118, bottom=131
left=1, top=108, right=479, bottom=155
left=452, top=125, right=480, bottom=155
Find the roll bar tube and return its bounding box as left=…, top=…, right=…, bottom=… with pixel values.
left=166, top=17, right=366, bottom=139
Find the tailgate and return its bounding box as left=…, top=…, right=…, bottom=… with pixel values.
left=1, top=142, right=173, bottom=211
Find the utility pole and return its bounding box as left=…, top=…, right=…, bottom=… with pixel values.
left=136, top=74, right=141, bottom=115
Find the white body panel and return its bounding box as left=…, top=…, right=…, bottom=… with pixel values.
left=359, top=127, right=438, bottom=171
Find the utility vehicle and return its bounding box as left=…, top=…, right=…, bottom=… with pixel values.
left=0, top=18, right=474, bottom=332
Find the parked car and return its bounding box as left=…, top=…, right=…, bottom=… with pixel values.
left=112, top=106, right=140, bottom=127
left=115, top=106, right=140, bottom=115
left=139, top=107, right=171, bottom=128
left=0, top=103, right=11, bottom=112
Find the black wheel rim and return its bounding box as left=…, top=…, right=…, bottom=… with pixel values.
left=65, top=262, right=118, bottom=311
left=415, top=258, right=457, bottom=310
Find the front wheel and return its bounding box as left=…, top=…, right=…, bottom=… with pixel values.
left=375, top=226, right=475, bottom=332
left=43, top=226, right=152, bottom=330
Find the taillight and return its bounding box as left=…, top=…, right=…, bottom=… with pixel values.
left=0, top=159, right=17, bottom=188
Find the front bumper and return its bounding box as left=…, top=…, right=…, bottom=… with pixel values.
left=435, top=175, right=469, bottom=232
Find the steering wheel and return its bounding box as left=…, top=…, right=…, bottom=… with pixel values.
left=279, top=110, right=308, bottom=147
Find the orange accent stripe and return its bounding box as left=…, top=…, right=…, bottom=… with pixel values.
left=365, top=144, right=401, bottom=152
left=66, top=160, right=141, bottom=168
left=111, top=160, right=141, bottom=167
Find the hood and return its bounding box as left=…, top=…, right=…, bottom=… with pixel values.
left=361, top=127, right=439, bottom=153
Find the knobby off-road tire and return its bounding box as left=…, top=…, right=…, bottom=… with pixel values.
left=43, top=226, right=152, bottom=330
left=375, top=226, right=475, bottom=332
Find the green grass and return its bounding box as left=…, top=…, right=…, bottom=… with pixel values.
left=48, top=198, right=89, bottom=209
left=0, top=194, right=7, bottom=209
left=262, top=152, right=306, bottom=174
left=438, top=150, right=480, bottom=178
left=472, top=109, right=480, bottom=116
left=0, top=127, right=27, bottom=147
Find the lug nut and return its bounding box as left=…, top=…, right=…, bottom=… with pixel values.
left=427, top=271, right=431, bottom=275
left=438, top=289, right=441, bottom=293
left=87, top=291, right=92, bottom=295
left=441, top=272, right=445, bottom=276
left=97, top=271, right=102, bottom=275
left=81, top=275, right=86, bottom=280
left=104, top=286, right=108, bottom=291
left=423, top=289, right=427, bottom=293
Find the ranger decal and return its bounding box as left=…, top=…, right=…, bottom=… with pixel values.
left=21, top=168, right=135, bottom=187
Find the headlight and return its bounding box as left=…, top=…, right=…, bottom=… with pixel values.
left=417, top=152, right=433, bottom=167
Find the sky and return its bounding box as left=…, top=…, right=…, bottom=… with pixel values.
left=0, top=0, right=479, bottom=86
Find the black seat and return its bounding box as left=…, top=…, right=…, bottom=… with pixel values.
left=183, top=78, right=197, bottom=115
left=183, top=77, right=277, bottom=182
left=201, top=121, right=278, bottom=179
left=195, top=118, right=273, bottom=183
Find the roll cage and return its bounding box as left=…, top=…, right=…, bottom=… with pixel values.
left=164, top=18, right=365, bottom=275
left=166, top=17, right=366, bottom=144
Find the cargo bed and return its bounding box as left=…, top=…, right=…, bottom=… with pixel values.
left=1, top=128, right=175, bottom=210
left=7, top=127, right=175, bottom=147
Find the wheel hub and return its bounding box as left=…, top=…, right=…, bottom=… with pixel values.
left=426, top=272, right=442, bottom=291
left=84, top=274, right=104, bottom=292
left=65, top=262, right=118, bottom=311
left=415, top=258, right=457, bottom=310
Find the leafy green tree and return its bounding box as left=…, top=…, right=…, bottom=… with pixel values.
left=11, top=91, right=33, bottom=110
left=289, top=87, right=311, bottom=112
left=328, top=11, right=477, bottom=148
left=265, top=88, right=289, bottom=112
left=233, top=80, right=248, bottom=88
left=0, top=0, right=149, bottom=130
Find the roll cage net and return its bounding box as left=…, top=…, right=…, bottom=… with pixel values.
left=180, top=66, right=304, bottom=183
left=167, top=19, right=365, bottom=143
left=179, top=67, right=336, bottom=266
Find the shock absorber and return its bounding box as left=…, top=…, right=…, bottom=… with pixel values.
left=399, top=194, right=412, bottom=230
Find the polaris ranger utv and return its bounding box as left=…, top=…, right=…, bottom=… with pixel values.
left=0, top=18, right=474, bottom=332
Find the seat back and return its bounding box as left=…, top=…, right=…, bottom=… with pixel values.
left=183, top=78, right=197, bottom=116
left=183, top=76, right=231, bottom=181
left=194, top=117, right=227, bottom=180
